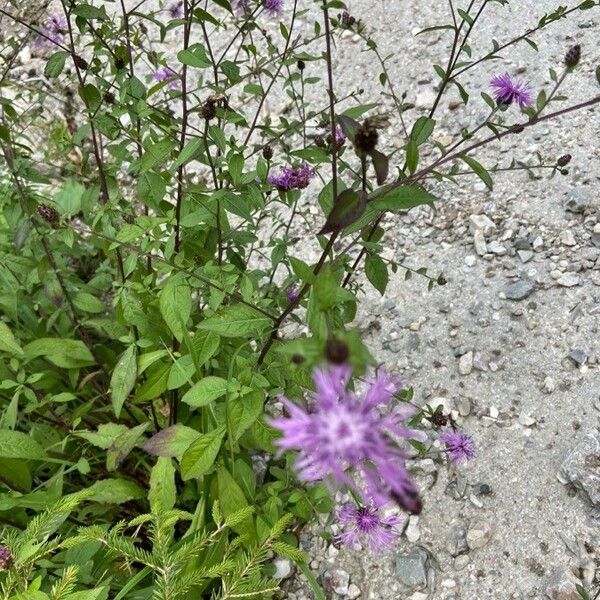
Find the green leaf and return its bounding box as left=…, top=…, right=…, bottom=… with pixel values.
left=135, top=363, right=169, bottom=401
left=192, top=330, right=220, bottom=367
left=144, top=424, right=200, bottom=460
left=182, top=376, right=229, bottom=407
left=229, top=390, right=263, bottom=440
left=365, top=255, right=389, bottom=295
left=313, top=266, right=338, bottom=311
left=149, top=457, right=176, bottom=511
left=406, top=139, right=419, bottom=174
left=54, top=179, right=85, bottom=215
left=160, top=278, right=192, bottom=342
left=44, top=51, right=68, bottom=78
left=141, top=139, right=176, bottom=173
left=73, top=292, right=104, bottom=314
left=290, top=257, right=315, bottom=284
left=110, top=345, right=137, bottom=417
left=88, top=479, right=145, bottom=504
left=0, top=322, right=23, bottom=357
left=24, top=338, right=95, bottom=369
left=177, top=44, right=211, bottom=68
left=198, top=305, right=271, bottom=338
left=106, top=423, right=148, bottom=471
left=172, top=138, right=203, bottom=170
left=180, top=426, right=226, bottom=480
left=72, top=3, right=108, bottom=19
left=460, top=154, right=493, bottom=190
left=410, top=116, right=436, bottom=145
left=319, top=189, right=367, bottom=234
left=217, top=466, right=253, bottom=536
left=75, top=423, right=128, bottom=449
left=0, top=430, right=46, bottom=459
left=78, top=83, right=101, bottom=112
left=371, top=185, right=437, bottom=212
left=0, top=458, right=32, bottom=492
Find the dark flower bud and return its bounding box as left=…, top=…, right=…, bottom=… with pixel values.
left=103, top=91, right=115, bottom=104
left=262, top=145, right=274, bottom=160
left=73, top=54, right=88, bottom=70
left=297, top=59, right=306, bottom=71
left=564, top=44, right=581, bottom=68
left=341, top=11, right=356, bottom=29
left=114, top=56, right=127, bottom=70
left=354, top=122, right=379, bottom=154
left=314, top=134, right=325, bottom=148
left=0, top=545, right=13, bottom=570
left=201, top=101, right=216, bottom=121
left=139, top=22, right=148, bottom=34
left=291, top=354, right=305, bottom=365
left=511, top=124, right=525, bottom=134
left=37, top=203, right=59, bottom=226
left=325, top=337, right=349, bottom=365
left=437, top=274, right=447, bottom=286
left=560, top=168, right=569, bottom=176
left=556, top=154, right=571, bottom=167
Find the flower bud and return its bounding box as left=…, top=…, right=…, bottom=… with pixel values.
left=262, top=145, right=274, bottom=160
left=37, top=203, right=59, bottom=226
left=564, top=44, right=581, bottom=68
left=556, top=154, right=571, bottom=167
left=103, top=91, right=115, bottom=104
left=297, top=59, right=306, bottom=71
left=325, top=337, right=349, bottom=365
left=73, top=54, right=88, bottom=70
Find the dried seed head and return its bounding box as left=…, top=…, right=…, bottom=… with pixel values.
left=556, top=154, right=572, bottom=167
left=325, top=337, right=349, bottom=365
left=73, top=54, right=88, bottom=70
left=437, top=274, right=448, bottom=286
left=354, top=122, right=379, bottom=154
left=201, top=101, right=217, bottom=121
left=314, top=134, right=326, bottom=148
left=564, top=44, right=581, bottom=68
left=103, top=91, right=115, bottom=104
left=341, top=11, right=356, bottom=29
left=37, top=203, right=59, bottom=226
left=297, top=59, right=306, bottom=71
left=262, top=145, right=274, bottom=160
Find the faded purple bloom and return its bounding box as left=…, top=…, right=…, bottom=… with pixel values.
left=268, top=161, right=315, bottom=191
left=0, top=545, right=12, bottom=570
left=167, top=1, right=183, bottom=18
left=337, top=501, right=403, bottom=553
left=153, top=67, right=180, bottom=90
left=32, top=15, right=67, bottom=49
left=490, top=73, right=532, bottom=108
left=286, top=284, right=299, bottom=303
left=439, top=431, right=475, bottom=464
left=334, top=125, right=346, bottom=146
left=231, top=0, right=250, bottom=13
left=269, top=366, right=426, bottom=513
left=264, top=0, right=284, bottom=17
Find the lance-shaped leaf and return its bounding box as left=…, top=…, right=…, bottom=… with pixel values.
left=371, top=149, right=389, bottom=185
left=319, top=189, right=367, bottom=235
left=337, top=114, right=360, bottom=143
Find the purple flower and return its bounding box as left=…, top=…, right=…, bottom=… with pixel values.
left=334, top=125, right=346, bottom=146
left=0, top=545, right=12, bottom=570
left=439, top=431, right=475, bottom=465
left=167, top=1, right=183, bottom=18
left=490, top=73, right=532, bottom=108
left=231, top=0, right=250, bottom=13
left=264, top=0, right=284, bottom=17
left=336, top=501, right=403, bottom=553
left=286, top=284, right=299, bottom=303
left=269, top=366, right=426, bottom=513
left=268, top=161, right=315, bottom=191
left=32, top=15, right=67, bottom=49
left=153, top=67, right=180, bottom=90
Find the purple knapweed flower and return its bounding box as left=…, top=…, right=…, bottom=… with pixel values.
left=268, top=161, right=315, bottom=191
left=153, top=67, right=180, bottom=90
left=490, top=73, right=532, bottom=108
left=439, top=431, right=476, bottom=465
left=269, top=365, right=426, bottom=513
left=167, top=1, right=183, bottom=18
left=286, top=284, right=299, bottom=303
left=336, top=501, right=404, bottom=553
left=334, top=125, right=346, bottom=146
left=0, top=545, right=12, bottom=570
left=32, top=15, right=67, bottom=49
left=264, top=0, right=284, bottom=17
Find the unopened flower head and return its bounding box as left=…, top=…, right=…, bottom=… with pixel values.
left=32, top=15, right=67, bottom=49
left=490, top=73, right=532, bottom=108
left=153, top=67, right=180, bottom=90
left=336, top=500, right=404, bottom=553
left=268, top=161, right=315, bottom=191
left=269, top=365, right=426, bottom=512
left=439, top=431, right=476, bottom=465
left=286, top=284, right=299, bottom=303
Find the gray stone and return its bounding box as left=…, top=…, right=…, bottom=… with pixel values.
left=558, top=431, right=600, bottom=506
left=488, top=240, right=507, bottom=255
left=458, top=351, right=474, bottom=375
left=466, top=519, right=492, bottom=549
left=454, top=555, right=470, bottom=571
left=469, top=214, right=496, bottom=235
left=557, top=273, right=580, bottom=287
left=395, top=549, right=428, bottom=591
left=474, top=230, right=487, bottom=256
left=518, top=250, right=534, bottom=263
left=504, top=280, right=535, bottom=300
left=565, top=189, right=591, bottom=214
left=456, top=397, right=472, bottom=417
left=560, top=230, right=577, bottom=246
left=544, top=568, right=582, bottom=600
left=568, top=349, right=588, bottom=366
left=273, top=558, right=293, bottom=580
left=322, top=568, right=350, bottom=596
left=446, top=524, right=469, bottom=557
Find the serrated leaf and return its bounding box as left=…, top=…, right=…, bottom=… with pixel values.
left=160, top=278, right=192, bottom=342
left=24, top=338, right=95, bottom=369
left=143, top=424, right=200, bottom=460
left=149, top=457, right=176, bottom=512
left=182, top=376, right=229, bottom=407
left=110, top=344, right=137, bottom=417
left=44, top=51, right=68, bottom=78
left=0, top=430, right=46, bottom=459
left=180, top=426, right=225, bottom=480
left=0, top=322, right=23, bottom=356
left=198, top=305, right=271, bottom=338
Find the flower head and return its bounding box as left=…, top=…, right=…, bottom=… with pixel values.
left=167, top=1, right=183, bottom=18
left=490, top=73, right=532, bottom=108
left=286, top=284, right=299, bottom=303
left=0, top=545, right=12, bottom=570
left=334, top=125, right=346, bottom=146
left=153, top=67, right=180, bottom=90
left=439, top=431, right=475, bottom=464
left=268, top=161, right=315, bottom=191
left=337, top=501, right=403, bottom=553
left=269, top=366, right=426, bottom=512
left=32, top=16, right=67, bottom=49
left=264, top=0, right=284, bottom=17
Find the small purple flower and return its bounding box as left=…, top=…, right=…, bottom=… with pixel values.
left=0, top=545, right=12, bottom=570
left=286, top=284, right=299, bottom=303
left=439, top=431, right=475, bottom=465
left=231, top=0, right=250, bottom=13
left=264, top=0, right=284, bottom=17
left=268, top=161, right=315, bottom=191
left=153, top=67, right=180, bottom=90
left=334, top=125, right=346, bottom=146
left=269, top=366, right=426, bottom=513
left=167, top=1, right=183, bottom=18
left=32, top=15, right=67, bottom=49
left=490, top=73, right=532, bottom=108
left=336, top=501, right=403, bottom=553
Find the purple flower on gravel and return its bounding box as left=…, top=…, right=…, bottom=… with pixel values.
left=334, top=125, right=346, bottom=146
left=268, top=161, right=315, bottom=191
left=286, top=284, right=299, bottom=303
left=336, top=501, right=403, bottom=552
left=153, top=67, right=180, bottom=90
left=439, top=431, right=475, bottom=464
left=490, top=73, right=532, bottom=108
left=167, top=1, right=183, bottom=18
left=264, top=0, right=284, bottom=17
left=269, top=365, right=426, bottom=513
left=0, top=545, right=12, bottom=570
left=32, top=15, right=67, bottom=49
